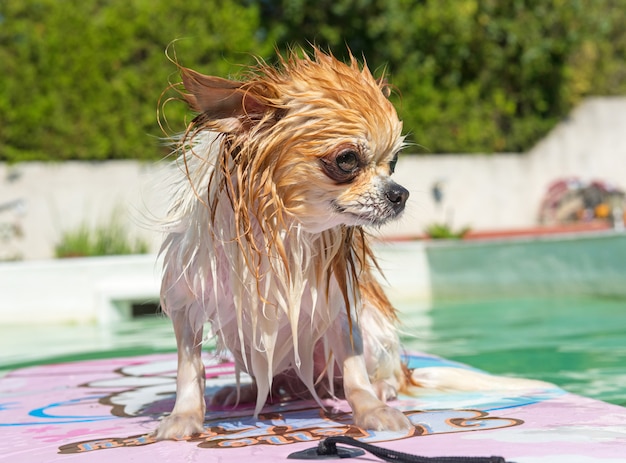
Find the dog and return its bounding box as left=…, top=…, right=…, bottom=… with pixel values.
left=153, top=47, right=557, bottom=441
left=154, top=47, right=414, bottom=440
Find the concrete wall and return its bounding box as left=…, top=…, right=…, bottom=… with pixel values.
left=0, top=161, right=168, bottom=260
left=1, top=97, right=626, bottom=260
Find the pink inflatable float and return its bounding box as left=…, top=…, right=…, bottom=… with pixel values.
left=1, top=353, right=625, bottom=462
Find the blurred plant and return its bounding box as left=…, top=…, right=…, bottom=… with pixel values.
left=263, top=0, right=626, bottom=153
left=55, top=215, right=150, bottom=258
left=0, top=0, right=271, bottom=162
left=424, top=223, right=471, bottom=240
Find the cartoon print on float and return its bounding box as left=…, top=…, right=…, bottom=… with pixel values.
left=0, top=354, right=562, bottom=454
left=60, top=354, right=559, bottom=453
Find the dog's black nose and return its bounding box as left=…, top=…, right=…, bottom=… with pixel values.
left=386, top=182, right=409, bottom=209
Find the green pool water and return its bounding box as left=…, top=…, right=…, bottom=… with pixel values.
left=1, top=296, right=625, bottom=407
left=399, top=296, right=626, bottom=407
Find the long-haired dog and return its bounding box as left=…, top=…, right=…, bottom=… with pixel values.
left=155, top=47, right=413, bottom=440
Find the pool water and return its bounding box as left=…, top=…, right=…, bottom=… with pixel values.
left=399, top=296, right=626, bottom=407
left=1, top=297, right=625, bottom=407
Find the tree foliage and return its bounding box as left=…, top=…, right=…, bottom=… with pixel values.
left=263, top=0, right=626, bottom=153
left=0, top=0, right=270, bottom=161
left=1, top=0, right=626, bottom=160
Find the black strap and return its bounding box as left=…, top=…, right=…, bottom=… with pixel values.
left=289, top=435, right=510, bottom=463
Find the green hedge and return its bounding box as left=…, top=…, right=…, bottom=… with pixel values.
left=1, top=0, right=625, bottom=161
left=0, top=0, right=271, bottom=161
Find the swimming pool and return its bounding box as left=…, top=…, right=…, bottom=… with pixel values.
left=399, top=296, right=626, bottom=407
left=2, top=295, right=625, bottom=407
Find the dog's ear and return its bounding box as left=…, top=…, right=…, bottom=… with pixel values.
left=180, top=67, right=266, bottom=120
left=376, top=77, right=392, bottom=99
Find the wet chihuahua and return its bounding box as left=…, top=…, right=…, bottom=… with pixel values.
left=155, top=48, right=412, bottom=440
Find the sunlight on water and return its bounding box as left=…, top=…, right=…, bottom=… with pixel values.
left=1, top=296, right=625, bottom=407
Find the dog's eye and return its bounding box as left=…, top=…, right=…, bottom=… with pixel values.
left=320, top=147, right=362, bottom=183
left=336, top=150, right=359, bottom=173
left=389, top=153, right=399, bottom=174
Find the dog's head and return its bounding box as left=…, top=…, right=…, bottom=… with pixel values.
left=180, top=48, right=408, bottom=233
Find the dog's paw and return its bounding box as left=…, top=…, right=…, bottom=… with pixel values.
left=353, top=404, right=412, bottom=432
left=372, top=380, right=399, bottom=402
left=210, top=383, right=258, bottom=407
left=153, top=411, right=205, bottom=440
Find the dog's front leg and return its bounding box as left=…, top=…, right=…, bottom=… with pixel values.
left=154, top=309, right=206, bottom=440
left=338, top=323, right=411, bottom=431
